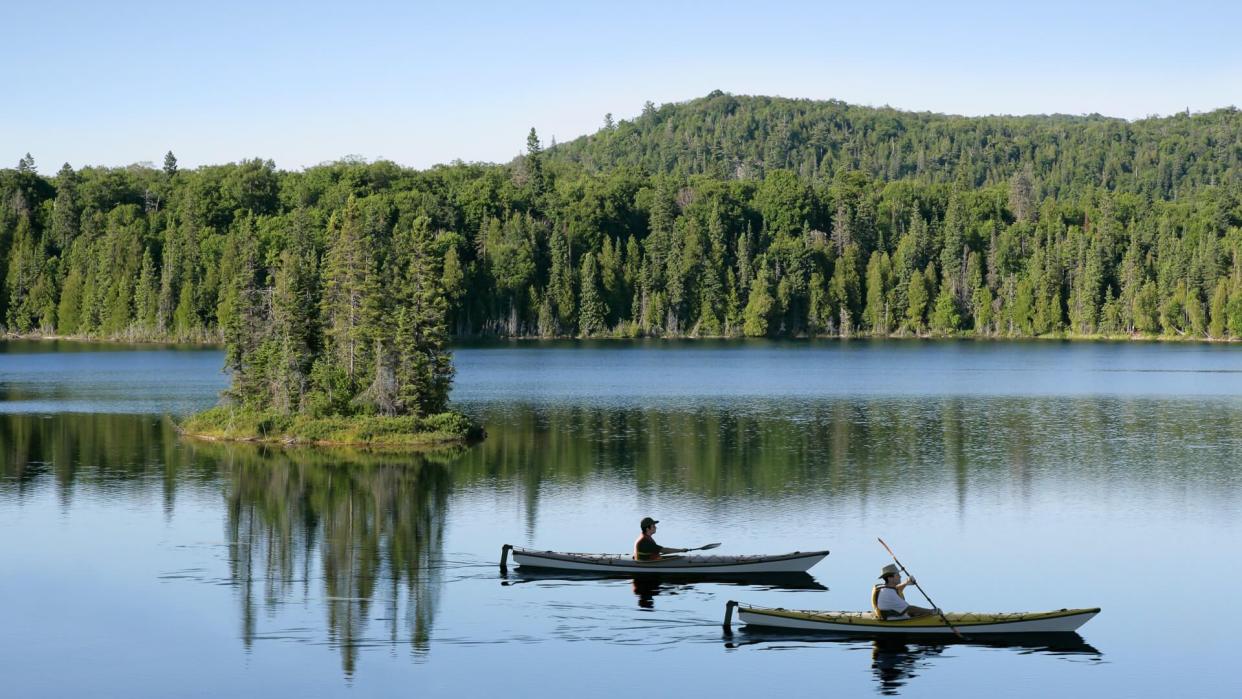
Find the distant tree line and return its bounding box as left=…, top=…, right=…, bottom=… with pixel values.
left=3, top=94, right=1242, bottom=386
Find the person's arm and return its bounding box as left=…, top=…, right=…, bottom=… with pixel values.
left=897, top=577, right=916, bottom=593
left=660, top=546, right=688, bottom=554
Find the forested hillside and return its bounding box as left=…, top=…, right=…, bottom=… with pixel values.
left=555, top=91, right=1242, bottom=198
left=3, top=92, right=1242, bottom=362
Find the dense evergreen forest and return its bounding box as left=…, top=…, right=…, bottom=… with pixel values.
left=5, top=92, right=1242, bottom=376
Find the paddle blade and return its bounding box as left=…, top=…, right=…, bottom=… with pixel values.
left=699, top=542, right=722, bottom=550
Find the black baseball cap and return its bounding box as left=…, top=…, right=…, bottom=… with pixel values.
left=640, top=517, right=659, bottom=530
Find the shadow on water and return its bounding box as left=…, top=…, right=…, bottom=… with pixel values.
left=724, top=629, right=1103, bottom=695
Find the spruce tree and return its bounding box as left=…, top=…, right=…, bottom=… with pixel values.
left=906, top=269, right=928, bottom=332
left=270, top=213, right=320, bottom=412
left=742, top=267, right=774, bottom=337
left=394, top=216, right=453, bottom=417
left=50, top=163, right=80, bottom=251
left=321, top=198, right=369, bottom=383
left=1210, top=278, right=1229, bottom=338
left=930, top=285, right=962, bottom=333
left=548, top=229, right=575, bottom=333
left=134, top=249, right=159, bottom=335
left=4, top=215, right=40, bottom=331
left=578, top=252, right=607, bottom=336
left=864, top=250, right=891, bottom=334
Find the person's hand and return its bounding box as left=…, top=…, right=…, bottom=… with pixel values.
left=906, top=577, right=916, bottom=586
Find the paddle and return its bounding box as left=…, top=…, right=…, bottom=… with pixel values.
left=684, top=542, right=721, bottom=552
left=877, top=537, right=963, bottom=639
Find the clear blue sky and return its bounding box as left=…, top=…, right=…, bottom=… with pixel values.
left=5, top=0, right=1240, bottom=172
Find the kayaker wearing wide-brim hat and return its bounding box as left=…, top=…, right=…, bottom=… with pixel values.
left=633, top=517, right=689, bottom=561
left=872, top=563, right=940, bottom=619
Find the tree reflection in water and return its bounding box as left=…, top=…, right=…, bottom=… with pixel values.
left=197, top=440, right=455, bottom=676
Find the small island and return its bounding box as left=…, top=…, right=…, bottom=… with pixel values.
left=180, top=199, right=482, bottom=448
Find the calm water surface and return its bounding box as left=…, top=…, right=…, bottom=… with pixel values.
left=2, top=339, right=1241, bottom=697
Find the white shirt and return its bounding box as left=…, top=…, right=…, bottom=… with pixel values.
left=876, top=587, right=909, bottom=614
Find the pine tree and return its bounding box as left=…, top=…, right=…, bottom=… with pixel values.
left=1185, top=285, right=1206, bottom=337
left=321, top=198, right=369, bottom=382
left=270, top=212, right=320, bottom=412
left=930, top=285, right=962, bottom=333
left=4, top=215, right=41, bottom=332
left=863, top=250, right=891, bottom=334
left=808, top=271, right=829, bottom=333
left=441, top=245, right=465, bottom=333
left=971, top=285, right=994, bottom=335
left=394, top=216, right=453, bottom=417
left=939, top=191, right=967, bottom=304
left=1228, top=277, right=1242, bottom=338
left=1210, top=278, right=1229, bottom=338
left=578, top=252, right=607, bottom=336
left=50, top=163, right=80, bottom=251
left=1134, top=280, right=1159, bottom=334
left=598, top=236, right=623, bottom=326
left=134, top=249, right=159, bottom=335
left=831, top=243, right=862, bottom=328
left=697, top=206, right=727, bottom=334
left=100, top=210, right=144, bottom=336
left=742, top=267, right=775, bottom=337
left=548, top=229, right=575, bottom=333
left=525, top=128, right=545, bottom=197
left=218, top=218, right=266, bottom=407
left=906, top=269, right=928, bottom=332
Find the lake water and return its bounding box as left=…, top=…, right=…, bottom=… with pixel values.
left=2, top=339, right=1241, bottom=697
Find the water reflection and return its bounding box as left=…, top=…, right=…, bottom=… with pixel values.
left=450, top=398, right=1242, bottom=515
left=0, top=413, right=212, bottom=513
left=0, top=414, right=456, bottom=677
left=870, top=638, right=946, bottom=695
left=502, top=568, right=826, bottom=609
left=0, top=392, right=1226, bottom=695
left=192, top=440, right=452, bottom=675
left=629, top=574, right=827, bottom=610
left=727, top=630, right=1102, bottom=695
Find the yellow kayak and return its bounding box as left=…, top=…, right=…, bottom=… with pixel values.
left=726, top=601, right=1100, bottom=634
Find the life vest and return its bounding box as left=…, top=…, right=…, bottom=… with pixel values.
left=634, top=534, right=660, bottom=561
left=871, top=584, right=906, bottom=620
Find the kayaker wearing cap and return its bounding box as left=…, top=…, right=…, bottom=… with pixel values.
left=872, top=564, right=939, bottom=619
left=634, top=517, right=689, bottom=561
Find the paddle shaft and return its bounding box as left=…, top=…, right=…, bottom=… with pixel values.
left=877, top=537, right=963, bottom=639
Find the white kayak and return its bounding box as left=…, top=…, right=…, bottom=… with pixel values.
left=727, top=601, right=1099, bottom=634
left=502, top=545, right=828, bottom=574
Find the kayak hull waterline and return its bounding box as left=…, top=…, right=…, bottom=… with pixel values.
left=503, top=546, right=829, bottom=574
left=731, top=603, right=1100, bottom=634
